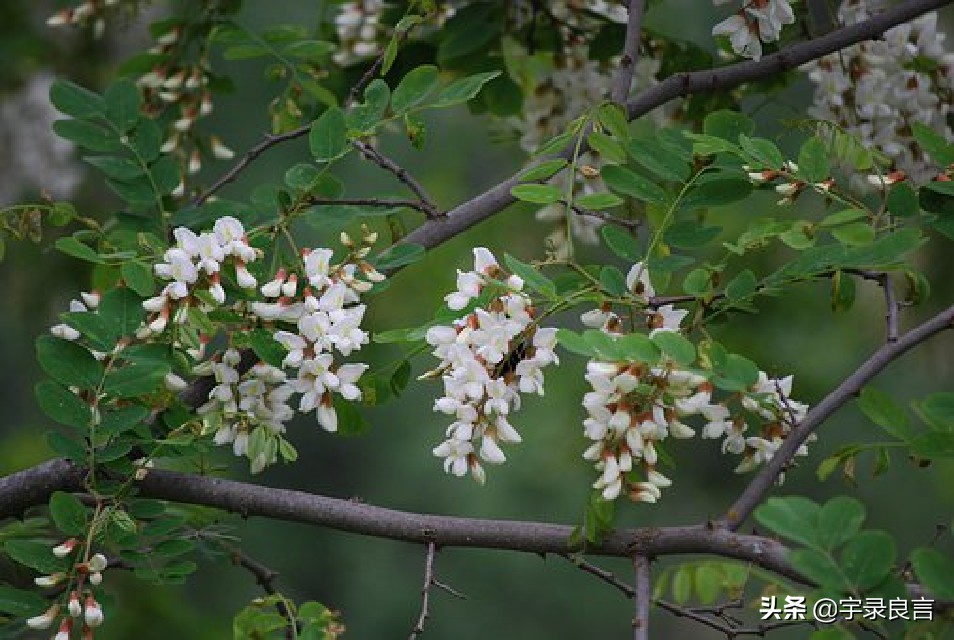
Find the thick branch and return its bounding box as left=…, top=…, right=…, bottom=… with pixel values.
left=632, top=555, right=651, bottom=640
left=611, top=0, right=646, bottom=103
left=725, top=303, right=954, bottom=529
left=399, top=0, right=947, bottom=256
left=627, top=0, right=952, bottom=120
left=0, top=460, right=803, bottom=581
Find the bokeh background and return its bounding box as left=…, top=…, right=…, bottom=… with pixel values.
left=1, top=1, right=953, bottom=638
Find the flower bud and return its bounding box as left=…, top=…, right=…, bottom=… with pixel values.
left=52, top=538, right=78, bottom=558
left=26, top=605, right=59, bottom=629
left=84, top=596, right=104, bottom=628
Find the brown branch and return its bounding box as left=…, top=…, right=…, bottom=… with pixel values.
left=882, top=272, right=899, bottom=343
left=227, top=544, right=296, bottom=639
left=409, top=542, right=437, bottom=640
left=353, top=141, right=441, bottom=218
left=304, top=196, right=435, bottom=215
left=570, top=203, right=641, bottom=231
left=632, top=555, right=651, bottom=640
left=655, top=599, right=820, bottom=638
left=563, top=554, right=635, bottom=598
left=627, top=0, right=952, bottom=120
left=611, top=0, right=646, bottom=103
left=193, top=125, right=310, bottom=206
left=397, top=0, right=947, bottom=256
left=724, top=303, right=954, bottom=529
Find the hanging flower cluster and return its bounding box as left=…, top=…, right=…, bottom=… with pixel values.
left=333, top=0, right=386, bottom=66
left=140, top=216, right=258, bottom=338
left=28, top=542, right=108, bottom=638
left=580, top=263, right=810, bottom=503
left=711, top=0, right=796, bottom=60
left=195, top=228, right=383, bottom=471
left=804, top=2, right=954, bottom=184
left=46, top=0, right=124, bottom=38
left=426, top=248, right=559, bottom=483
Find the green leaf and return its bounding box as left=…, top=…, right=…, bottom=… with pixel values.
left=909, top=431, right=954, bottom=458
left=599, top=266, right=627, bottom=296
left=107, top=176, right=156, bottom=205
left=816, top=497, right=866, bottom=550
left=504, top=254, right=556, bottom=298
left=820, top=208, right=867, bottom=227
left=679, top=177, right=752, bottom=211
left=912, top=122, right=954, bottom=166
left=694, top=565, right=723, bottom=604
left=100, top=404, right=150, bottom=437
left=511, top=183, right=563, bottom=204
left=84, top=155, right=144, bottom=180
left=616, top=333, right=660, bottom=363
left=651, top=332, right=695, bottom=365
left=0, top=584, right=47, bottom=617
left=664, top=221, right=721, bottom=249
left=596, top=103, right=629, bottom=141
left=915, top=391, right=954, bottom=429
left=910, top=548, right=954, bottom=600
left=798, top=137, right=830, bottom=183
left=725, top=269, right=757, bottom=302
left=556, top=329, right=594, bottom=357
left=437, top=4, right=500, bottom=62
left=53, top=119, right=122, bottom=152
left=283, top=39, right=335, bottom=60
left=703, top=110, right=754, bottom=141
left=47, top=431, right=87, bottom=463
left=519, top=159, right=568, bottom=182
left=575, top=192, right=624, bottom=209
left=347, top=79, right=390, bottom=132
left=789, top=549, right=847, bottom=590
left=130, top=119, right=162, bottom=162
left=3, top=540, right=69, bottom=574
left=98, top=287, right=146, bottom=340
left=671, top=565, right=693, bottom=604
left=121, top=261, right=156, bottom=296
left=857, top=388, right=912, bottom=440
left=334, top=396, right=369, bottom=436
left=433, top=71, right=501, bottom=107
left=628, top=138, right=690, bottom=182
left=600, top=224, right=641, bottom=261
left=36, top=335, right=104, bottom=390
left=309, top=107, right=348, bottom=162
left=886, top=183, right=919, bottom=217
left=35, top=380, right=90, bottom=429
left=739, top=135, right=784, bottom=170
left=374, top=243, right=426, bottom=270
left=50, top=80, right=105, bottom=118
left=246, top=329, right=287, bottom=368
left=754, top=497, right=820, bottom=548
left=587, top=131, right=627, bottom=164
left=841, top=530, right=895, bottom=590
left=831, top=222, right=875, bottom=246
left=104, top=362, right=170, bottom=397
left=49, top=491, right=88, bottom=536
left=104, top=79, right=142, bottom=132
left=391, top=65, right=440, bottom=113
left=602, top=165, right=668, bottom=205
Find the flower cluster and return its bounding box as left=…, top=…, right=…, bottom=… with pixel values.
left=580, top=263, right=809, bottom=503
left=28, top=541, right=107, bottom=638
left=46, top=0, right=122, bottom=39
left=804, top=2, right=954, bottom=184
left=712, top=0, right=796, bottom=60
left=140, top=216, right=258, bottom=337
left=198, top=229, right=383, bottom=470
left=136, top=22, right=233, bottom=185
left=51, top=291, right=101, bottom=343
left=426, top=248, right=559, bottom=483
left=334, top=0, right=385, bottom=66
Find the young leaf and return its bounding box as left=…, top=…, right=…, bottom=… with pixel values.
left=511, top=184, right=563, bottom=204
left=504, top=254, right=556, bottom=298
left=754, top=497, right=821, bottom=549
left=309, top=107, right=348, bottom=162
left=651, top=332, right=695, bottom=365
left=391, top=65, right=440, bottom=114
left=433, top=71, right=501, bottom=107
left=840, top=530, right=895, bottom=590
left=601, top=165, right=668, bottom=205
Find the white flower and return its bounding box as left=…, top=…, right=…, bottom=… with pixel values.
left=625, top=262, right=655, bottom=300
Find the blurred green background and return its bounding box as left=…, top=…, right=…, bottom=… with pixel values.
left=2, top=1, right=953, bottom=638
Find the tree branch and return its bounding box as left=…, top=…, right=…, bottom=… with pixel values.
left=611, top=0, right=646, bottom=103
left=304, top=196, right=436, bottom=216
left=0, top=460, right=805, bottom=581
left=409, top=542, right=437, bottom=640
left=353, top=141, right=441, bottom=218
left=632, top=555, right=651, bottom=640
left=627, top=0, right=951, bottom=120
left=724, top=303, right=954, bottom=529
left=563, top=554, right=635, bottom=598
left=398, top=0, right=947, bottom=257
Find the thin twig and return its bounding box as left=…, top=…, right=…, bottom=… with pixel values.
left=227, top=544, right=296, bottom=640
left=563, top=554, right=635, bottom=597
left=655, top=599, right=820, bottom=637
left=193, top=125, right=310, bottom=206
left=431, top=578, right=467, bottom=600
left=409, top=541, right=437, bottom=640
left=570, top=203, right=641, bottom=231
left=353, top=140, right=441, bottom=218
left=725, top=303, right=954, bottom=529
left=881, top=272, right=899, bottom=343
left=633, top=555, right=651, bottom=640
left=611, top=0, right=646, bottom=103
left=304, top=196, right=435, bottom=215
